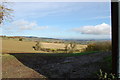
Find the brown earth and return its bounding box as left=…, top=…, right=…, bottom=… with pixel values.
left=2, top=54, right=46, bottom=78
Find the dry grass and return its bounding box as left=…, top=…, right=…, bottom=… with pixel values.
left=42, top=42, right=87, bottom=49
left=83, top=41, right=111, bottom=52
left=2, top=39, right=87, bottom=54
left=2, top=39, right=44, bottom=53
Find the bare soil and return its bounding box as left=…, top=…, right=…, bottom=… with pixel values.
left=2, top=54, right=46, bottom=78
left=4, top=52, right=112, bottom=79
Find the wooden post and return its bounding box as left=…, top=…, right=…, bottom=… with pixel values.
left=111, top=0, right=119, bottom=77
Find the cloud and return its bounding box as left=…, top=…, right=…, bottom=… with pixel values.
left=5, top=19, right=48, bottom=31
left=13, top=2, right=84, bottom=19
left=73, top=23, right=111, bottom=35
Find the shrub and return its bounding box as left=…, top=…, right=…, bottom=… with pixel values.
left=19, top=38, right=23, bottom=41
left=33, top=41, right=42, bottom=51
left=97, top=69, right=116, bottom=80
left=84, top=41, right=111, bottom=52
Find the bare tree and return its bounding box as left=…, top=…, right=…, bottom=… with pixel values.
left=69, top=42, right=77, bottom=53
left=33, top=41, right=43, bottom=51
left=64, top=43, right=69, bottom=53
left=64, top=42, right=77, bottom=53
left=0, top=2, right=13, bottom=24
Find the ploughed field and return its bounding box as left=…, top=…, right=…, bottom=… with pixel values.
left=2, top=52, right=111, bottom=78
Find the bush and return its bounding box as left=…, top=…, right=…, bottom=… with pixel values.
left=84, top=41, right=112, bottom=52
left=19, top=38, right=23, bottom=41
left=97, top=69, right=116, bottom=80
left=33, top=41, right=42, bottom=51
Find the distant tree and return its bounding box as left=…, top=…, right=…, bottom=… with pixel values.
left=64, top=43, right=69, bottom=53
left=33, top=41, right=43, bottom=51
left=0, top=2, right=13, bottom=24
left=69, top=42, right=77, bottom=53
left=19, top=38, right=23, bottom=41
left=64, top=42, right=77, bottom=53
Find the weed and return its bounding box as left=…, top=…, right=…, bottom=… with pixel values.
left=97, top=69, right=116, bottom=80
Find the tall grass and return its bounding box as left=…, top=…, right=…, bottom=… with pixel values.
left=83, top=41, right=112, bottom=52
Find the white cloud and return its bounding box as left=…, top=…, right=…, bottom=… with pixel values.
left=5, top=19, right=48, bottom=31
left=73, top=23, right=111, bottom=35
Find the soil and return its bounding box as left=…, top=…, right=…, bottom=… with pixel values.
left=2, top=52, right=111, bottom=79
left=2, top=54, right=46, bottom=78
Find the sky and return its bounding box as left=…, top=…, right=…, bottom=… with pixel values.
left=0, top=2, right=111, bottom=39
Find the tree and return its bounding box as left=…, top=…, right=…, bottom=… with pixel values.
left=33, top=41, right=43, bottom=51
left=0, top=2, right=13, bottom=24
left=19, top=38, right=23, bottom=41
left=64, top=43, right=69, bottom=53
left=69, top=42, right=77, bottom=53
left=64, top=42, right=77, bottom=53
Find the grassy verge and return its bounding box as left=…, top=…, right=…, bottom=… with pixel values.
left=10, top=51, right=99, bottom=58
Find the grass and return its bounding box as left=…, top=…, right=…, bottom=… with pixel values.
left=83, top=41, right=111, bottom=52
left=2, top=38, right=110, bottom=57
left=2, top=38, right=112, bottom=78
left=2, top=39, right=87, bottom=54
left=11, top=51, right=99, bottom=58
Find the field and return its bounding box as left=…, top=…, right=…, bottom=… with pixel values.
left=1, top=37, right=112, bottom=79
left=2, top=52, right=111, bottom=78
left=1, top=1, right=113, bottom=79
left=2, top=39, right=87, bottom=54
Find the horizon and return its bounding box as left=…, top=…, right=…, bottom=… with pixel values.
left=0, top=2, right=111, bottom=39
left=0, top=35, right=111, bottom=40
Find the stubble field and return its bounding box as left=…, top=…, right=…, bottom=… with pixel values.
left=2, top=39, right=87, bottom=54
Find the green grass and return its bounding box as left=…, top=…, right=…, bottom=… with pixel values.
left=18, top=51, right=98, bottom=57
left=9, top=51, right=99, bottom=60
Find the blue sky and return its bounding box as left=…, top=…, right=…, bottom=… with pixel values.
left=1, top=2, right=111, bottom=39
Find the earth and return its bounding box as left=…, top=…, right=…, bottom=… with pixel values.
left=2, top=52, right=111, bottom=79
